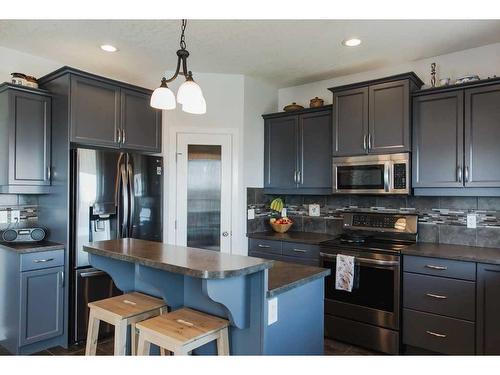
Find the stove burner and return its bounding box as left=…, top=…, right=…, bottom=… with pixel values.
left=339, top=233, right=372, bottom=244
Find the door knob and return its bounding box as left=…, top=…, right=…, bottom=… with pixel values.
left=222, top=231, right=229, bottom=237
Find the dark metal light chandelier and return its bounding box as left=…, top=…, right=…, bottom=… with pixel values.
left=150, top=19, right=206, bottom=114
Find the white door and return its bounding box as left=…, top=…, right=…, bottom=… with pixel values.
left=175, top=133, right=232, bottom=253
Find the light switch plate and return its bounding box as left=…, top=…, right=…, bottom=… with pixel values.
left=268, top=297, right=278, bottom=325
left=247, top=209, right=255, bottom=220
left=0, top=211, right=7, bottom=224
left=467, top=213, right=477, bottom=229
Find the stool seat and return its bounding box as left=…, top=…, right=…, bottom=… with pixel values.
left=136, top=308, right=230, bottom=355
left=85, top=292, right=166, bottom=356
left=88, top=292, right=166, bottom=320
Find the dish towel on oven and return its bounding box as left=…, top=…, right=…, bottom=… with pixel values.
left=335, top=254, right=355, bottom=292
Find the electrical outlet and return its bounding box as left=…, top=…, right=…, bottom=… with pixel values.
left=0, top=211, right=7, bottom=224
left=10, top=210, right=21, bottom=224
left=268, top=297, right=278, bottom=325
left=467, top=213, right=477, bottom=229
left=247, top=209, right=255, bottom=220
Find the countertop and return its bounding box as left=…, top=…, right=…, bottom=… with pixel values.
left=403, top=242, right=500, bottom=265
left=84, top=238, right=274, bottom=279
left=247, top=231, right=335, bottom=245
left=0, top=240, right=64, bottom=254
left=267, top=261, right=330, bottom=298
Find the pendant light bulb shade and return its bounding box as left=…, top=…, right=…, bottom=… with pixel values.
left=177, top=78, right=203, bottom=105
left=150, top=79, right=176, bottom=110
left=182, top=95, right=206, bottom=114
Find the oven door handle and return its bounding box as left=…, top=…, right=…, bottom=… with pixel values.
left=320, top=252, right=399, bottom=267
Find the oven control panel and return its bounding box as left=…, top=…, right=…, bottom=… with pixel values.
left=344, top=212, right=417, bottom=234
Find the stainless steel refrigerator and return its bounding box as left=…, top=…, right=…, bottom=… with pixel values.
left=70, top=148, right=163, bottom=343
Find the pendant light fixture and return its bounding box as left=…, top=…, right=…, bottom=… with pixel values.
left=150, top=20, right=206, bottom=114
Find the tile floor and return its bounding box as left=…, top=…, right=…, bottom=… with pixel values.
left=1, top=337, right=379, bottom=356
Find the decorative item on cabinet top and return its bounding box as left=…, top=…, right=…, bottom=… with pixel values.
left=309, top=97, right=324, bottom=108
left=283, top=102, right=304, bottom=112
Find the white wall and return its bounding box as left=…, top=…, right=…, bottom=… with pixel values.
left=278, top=42, right=500, bottom=109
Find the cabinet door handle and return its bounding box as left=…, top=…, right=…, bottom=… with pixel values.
left=258, top=244, right=271, bottom=248
left=117, top=128, right=122, bottom=143
left=122, top=129, right=126, bottom=143
left=426, top=293, right=447, bottom=299
left=33, top=258, right=54, bottom=263
left=47, top=166, right=51, bottom=181
left=425, top=264, right=447, bottom=270
left=426, top=330, right=447, bottom=338
left=457, top=166, right=462, bottom=183
left=293, top=248, right=307, bottom=253
left=465, top=166, right=470, bottom=183
left=297, top=170, right=302, bottom=184
left=368, top=133, right=372, bottom=150
left=363, top=134, right=367, bottom=150
left=60, top=271, right=65, bottom=287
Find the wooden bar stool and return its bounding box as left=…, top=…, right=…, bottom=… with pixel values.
left=85, top=292, right=167, bottom=356
left=135, top=307, right=230, bottom=356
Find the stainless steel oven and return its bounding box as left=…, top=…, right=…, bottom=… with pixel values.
left=332, top=153, right=410, bottom=194
left=320, top=249, right=401, bottom=354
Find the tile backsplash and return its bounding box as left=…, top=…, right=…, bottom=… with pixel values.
left=246, top=188, right=500, bottom=248
left=0, top=194, right=39, bottom=230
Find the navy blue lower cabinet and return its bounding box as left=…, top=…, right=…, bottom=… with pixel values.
left=0, top=247, right=66, bottom=354
left=477, top=263, right=500, bottom=355
left=20, top=266, right=64, bottom=346
left=248, top=238, right=320, bottom=266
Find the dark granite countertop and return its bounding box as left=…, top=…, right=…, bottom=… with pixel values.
left=0, top=240, right=64, bottom=254
left=84, top=238, right=274, bottom=279
left=403, top=242, right=500, bottom=265
left=247, top=231, right=335, bottom=245
left=267, top=261, right=330, bottom=298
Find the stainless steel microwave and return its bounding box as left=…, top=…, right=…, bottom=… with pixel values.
left=332, top=153, right=410, bottom=195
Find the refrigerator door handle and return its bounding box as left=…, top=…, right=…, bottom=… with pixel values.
left=127, top=162, right=135, bottom=237
left=120, top=163, right=129, bottom=238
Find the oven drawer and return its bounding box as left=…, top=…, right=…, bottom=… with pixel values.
left=21, top=249, right=65, bottom=272
left=282, top=242, right=319, bottom=259
left=403, top=308, right=475, bottom=354
left=403, top=255, right=476, bottom=281
left=403, top=272, right=475, bottom=321
left=248, top=238, right=282, bottom=255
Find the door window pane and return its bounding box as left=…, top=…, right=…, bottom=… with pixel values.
left=187, top=145, right=222, bottom=251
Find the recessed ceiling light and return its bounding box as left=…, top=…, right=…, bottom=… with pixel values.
left=100, top=44, right=118, bottom=52
left=342, top=38, right=362, bottom=47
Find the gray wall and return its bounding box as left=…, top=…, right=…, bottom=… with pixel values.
left=247, top=188, right=500, bottom=248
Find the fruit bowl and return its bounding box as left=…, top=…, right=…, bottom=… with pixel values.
left=270, top=218, right=293, bottom=233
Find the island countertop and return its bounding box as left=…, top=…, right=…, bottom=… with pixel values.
left=84, top=238, right=274, bottom=279
left=267, top=261, right=330, bottom=298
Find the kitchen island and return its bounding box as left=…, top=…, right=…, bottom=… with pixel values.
left=84, top=238, right=329, bottom=355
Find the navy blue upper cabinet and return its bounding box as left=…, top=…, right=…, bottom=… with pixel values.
left=263, top=106, right=332, bottom=195
left=39, top=67, right=162, bottom=153
left=329, top=73, right=422, bottom=157
left=70, top=75, right=121, bottom=148
left=413, top=79, right=500, bottom=194
left=121, top=88, right=162, bottom=153
left=0, top=84, right=52, bottom=192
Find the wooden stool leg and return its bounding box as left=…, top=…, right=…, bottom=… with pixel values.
left=137, top=331, right=151, bottom=356
left=216, top=327, right=230, bottom=355
left=114, top=321, right=128, bottom=356
left=85, top=310, right=100, bottom=356
left=131, top=323, right=138, bottom=356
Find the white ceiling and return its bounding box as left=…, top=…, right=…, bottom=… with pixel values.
left=1, top=19, right=500, bottom=88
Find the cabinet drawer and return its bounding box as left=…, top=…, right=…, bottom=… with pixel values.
left=282, top=242, right=319, bottom=259
left=403, top=272, right=475, bottom=321
left=403, top=308, right=475, bottom=354
left=21, top=249, right=64, bottom=272
left=403, top=255, right=476, bottom=280
left=248, top=239, right=282, bottom=255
